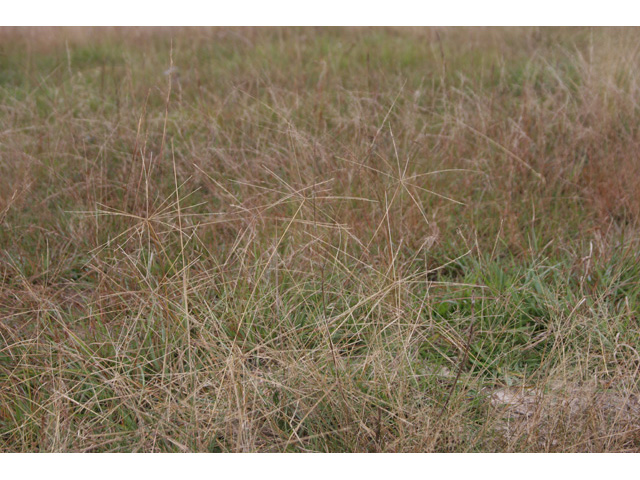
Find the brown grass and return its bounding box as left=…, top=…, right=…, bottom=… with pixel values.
left=1, top=27, right=640, bottom=452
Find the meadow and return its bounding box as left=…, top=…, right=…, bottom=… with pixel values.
left=1, top=27, right=639, bottom=452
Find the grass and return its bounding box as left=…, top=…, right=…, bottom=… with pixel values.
left=1, top=26, right=640, bottom=452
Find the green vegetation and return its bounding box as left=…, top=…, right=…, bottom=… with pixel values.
left=1, top=27, right=639, bottom=452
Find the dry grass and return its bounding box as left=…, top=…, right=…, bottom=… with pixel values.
left=1, top=27, right=640, bottom=452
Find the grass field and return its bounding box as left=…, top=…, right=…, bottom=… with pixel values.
left=1, top=27, right=640, bottom=452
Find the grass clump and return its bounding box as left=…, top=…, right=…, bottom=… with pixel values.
left=1, top=27, right=640, bottom=452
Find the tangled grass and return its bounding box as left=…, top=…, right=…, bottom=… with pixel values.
left=1, top=27, right=640, bottom=452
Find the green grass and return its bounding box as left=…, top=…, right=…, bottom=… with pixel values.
left=1, top=27, right=640, bottom=452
